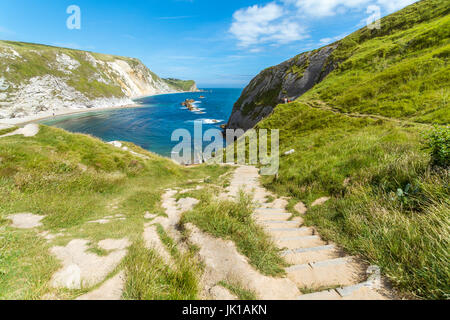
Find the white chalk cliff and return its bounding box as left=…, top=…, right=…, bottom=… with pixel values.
left=0, top=41, right=198, bottom=120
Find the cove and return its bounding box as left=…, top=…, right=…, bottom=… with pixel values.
left=41, top=88, right=242, bottom=157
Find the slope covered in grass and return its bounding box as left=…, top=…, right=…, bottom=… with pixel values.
left=0, top=125, right=227, bottom=299
left=303, top=0, right=449, bottom=124
left=163, top=78, right=198, bottom=92
left=257, top=102, right=448, bottom=299
left=239, top=0, right=450, bottom=299
left=229, top=0, right=449, bottom=128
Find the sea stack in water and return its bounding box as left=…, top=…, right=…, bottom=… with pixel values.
left=181, top=99, right=201, bottom=112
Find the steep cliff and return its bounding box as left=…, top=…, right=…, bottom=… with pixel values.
left=0, top=41, right=198, bottom=119
left=227, top=45, right=337, bottom=131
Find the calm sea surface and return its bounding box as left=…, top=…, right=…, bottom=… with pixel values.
left=41, top=88, right=242, bottom=157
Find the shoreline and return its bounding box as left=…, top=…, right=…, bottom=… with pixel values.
left=0, top=90, right=199, bottom=126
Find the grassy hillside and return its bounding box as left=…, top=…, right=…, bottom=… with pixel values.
left=249, top=0, right=449, bottom=299
left=163, top=78, right=197, bottom=92
left=0, top=125, right=228, bottom=299
left=303, top=0, right=449, bottom=124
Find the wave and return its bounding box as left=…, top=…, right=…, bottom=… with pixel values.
left=185, top=119, right=224, bottom=124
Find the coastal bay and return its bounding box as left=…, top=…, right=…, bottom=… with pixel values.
left=40, top=88, right=242, bottom=157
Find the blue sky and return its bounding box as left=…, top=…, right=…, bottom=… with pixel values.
left=0, top=0, right=417, bottom=87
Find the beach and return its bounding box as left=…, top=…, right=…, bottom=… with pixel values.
left=0, top=91, right=191, bottom=126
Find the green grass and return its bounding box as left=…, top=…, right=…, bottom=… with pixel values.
left=286, top=56, right=310, bottom=80
left=123, top=239, right=200, bottom=300
left=255, top=102, right=449, bottom=299
left=0, top=125, right=228, bottom=299
left=229, top=1, right=449, bottom=299
left=181, top=191, right=287, bottom=277
left=0, top=127, right=17, bottom=135
left=238, top=0, right=449, bottom=125
left=244, top=1, right=450, bottom=299
left=298, top=0, right=450, bottom=124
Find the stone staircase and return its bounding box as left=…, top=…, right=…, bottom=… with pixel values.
left=254, top=205, right=393, bottom=300
left=229, top=165, right=394, bottom=300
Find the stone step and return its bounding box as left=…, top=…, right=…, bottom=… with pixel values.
left=267, top=227, right=313, bottom=238
left=297, top=290, right=341, bottom=300
left=286, top=256, right=365, bottom=289
left=275, top=235, right=326, bottom=250
left=260, top=220, right=302, bottom=229
left=254, top=209, right=291, bottom=216
left=297, top=282, right=388, bottom=300
left=337, top=282, right=388, bottom=300
left=254, top=213, right=292, bottom=221
left=282, top=245, right=342, bottom=265
left=255, top=207, right=289, bottom=212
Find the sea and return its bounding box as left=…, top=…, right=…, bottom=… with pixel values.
left=41, top=88, right=242, bottom=157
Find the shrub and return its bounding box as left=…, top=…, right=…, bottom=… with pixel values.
left=425, top=126, right=449, bottom=168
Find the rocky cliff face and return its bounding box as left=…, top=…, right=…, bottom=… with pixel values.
left=0, top=41, right=198, bottom=120
left=227, top=45, right=337, bottom=131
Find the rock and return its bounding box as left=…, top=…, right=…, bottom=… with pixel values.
left=294, top=202, right=308, bottom=215
left=39, top=231, right=64, bottom=241
left=284, top=149, right=295, bottom=155
left=186, top=223, right=300, bottom=300
left=144, top=212, right=156, bottom=219
left=311, top=197, right=331, bottom=207
left=98, top=239, right=131, bottom=251
left=77, top=163, right=88, bottom=172
left=108, top=141, right=122, bottom=148
left=7, top=213, right=44, bottom=229
left=0, top=43, right=198, bottom=120
left=52, top=264, right=82, bottom=290
left=227, top=45, right=337, bottom=132
left=0, top=124, right=40, bottom=138
left=177, top=197, right=199, bottom=212
left=76, top=271, right=125, bottom=300
left=209, top=286, right=238, bottom=300
left=88, top=219, right=111, bottom=225
left=50, top=239, right=129, bottom=289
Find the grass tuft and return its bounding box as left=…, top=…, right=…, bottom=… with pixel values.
left=181, top=191, right=287, bottom=276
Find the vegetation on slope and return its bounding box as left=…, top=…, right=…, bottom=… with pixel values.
left=0, top=125, right=228, bottom=299
left=0, top=126, right=17, bottom=135
left=304, top=0, right=450, bottom=124
left=163, top=78, right=197, bottom=92
left=239, top=0, right=450, bottom=299
left=181, top=190, right=287, bottom=277
left=257, top=103, right=448, bottom=299
left=235, top=0, right=449, bottom=125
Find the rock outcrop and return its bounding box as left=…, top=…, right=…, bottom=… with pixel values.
left=0, top=40, right=198, bottom=120
left=227, top=45, right=337, bottom=132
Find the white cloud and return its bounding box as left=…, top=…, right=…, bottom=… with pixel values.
left=319, top=32, right=350, bottom=45
left=283, top=0, right=371, bottom=17
left=376, top=0, right=417, bottom=13
left=230, top=0, right=419, bottom=49
left=229, top=2, right=307, bottom=48
left=284, top=0, right=418, bottom=17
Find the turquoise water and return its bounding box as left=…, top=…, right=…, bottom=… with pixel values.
left=42, top=88, right=242, bottom=157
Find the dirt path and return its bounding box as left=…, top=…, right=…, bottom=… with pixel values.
left=304, top=100, right=431, bottom=129
left=239, top=165, right=396, bottom=300
left=0, top=124, right=40, bottom=138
